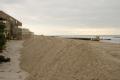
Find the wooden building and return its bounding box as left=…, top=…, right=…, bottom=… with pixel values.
left=0, top=11, right=22, bottom=40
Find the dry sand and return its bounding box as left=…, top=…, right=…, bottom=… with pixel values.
left=21, top=36, right=120, bottom=80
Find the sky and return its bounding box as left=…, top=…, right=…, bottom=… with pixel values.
left=0, top=0, right=120, bottom=35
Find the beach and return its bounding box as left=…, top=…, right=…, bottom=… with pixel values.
left=1, top=1, right=120, bottom=80
left=20, top=36, right=120, bottom=80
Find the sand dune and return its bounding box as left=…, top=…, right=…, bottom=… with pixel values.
left=20, top=36, right=120, bottom=80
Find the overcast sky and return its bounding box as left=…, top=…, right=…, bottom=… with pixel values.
left=0, top=0, right=120, bottom=35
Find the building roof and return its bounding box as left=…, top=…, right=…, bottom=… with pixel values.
left=0, top=11, right=22, bottom=26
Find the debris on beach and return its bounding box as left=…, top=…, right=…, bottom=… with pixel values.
left=0, top=55, right=10, bottom=64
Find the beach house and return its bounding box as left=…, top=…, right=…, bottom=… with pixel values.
left=0, top=11, right=22, bottom=40
left=22, top=28, right=34, bottom=39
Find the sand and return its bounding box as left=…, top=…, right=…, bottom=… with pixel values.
left=0, top=41, right=28, bottom=80
left=21, top=36, right=120, bottom=80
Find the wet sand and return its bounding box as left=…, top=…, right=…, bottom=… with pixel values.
left=0, top=41, right=28, bottom=80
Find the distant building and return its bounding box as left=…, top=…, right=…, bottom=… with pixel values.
left=0, top=11, right=22, bottom=40
left=22, top=28, right=34, bottom=39
left=17, top=28, right=22, bottom=40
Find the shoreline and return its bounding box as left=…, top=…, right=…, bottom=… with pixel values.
left=57, top=35, right=120, bottom=44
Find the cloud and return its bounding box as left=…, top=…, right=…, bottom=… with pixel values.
left=0, top=0, right=26, bottom=4
left=22, top=0, right=120, bottom=27
left=0, top=0, right=120, bottom=35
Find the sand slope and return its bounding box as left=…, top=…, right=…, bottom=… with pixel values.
left=21, top=36, right=120, bottom=80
